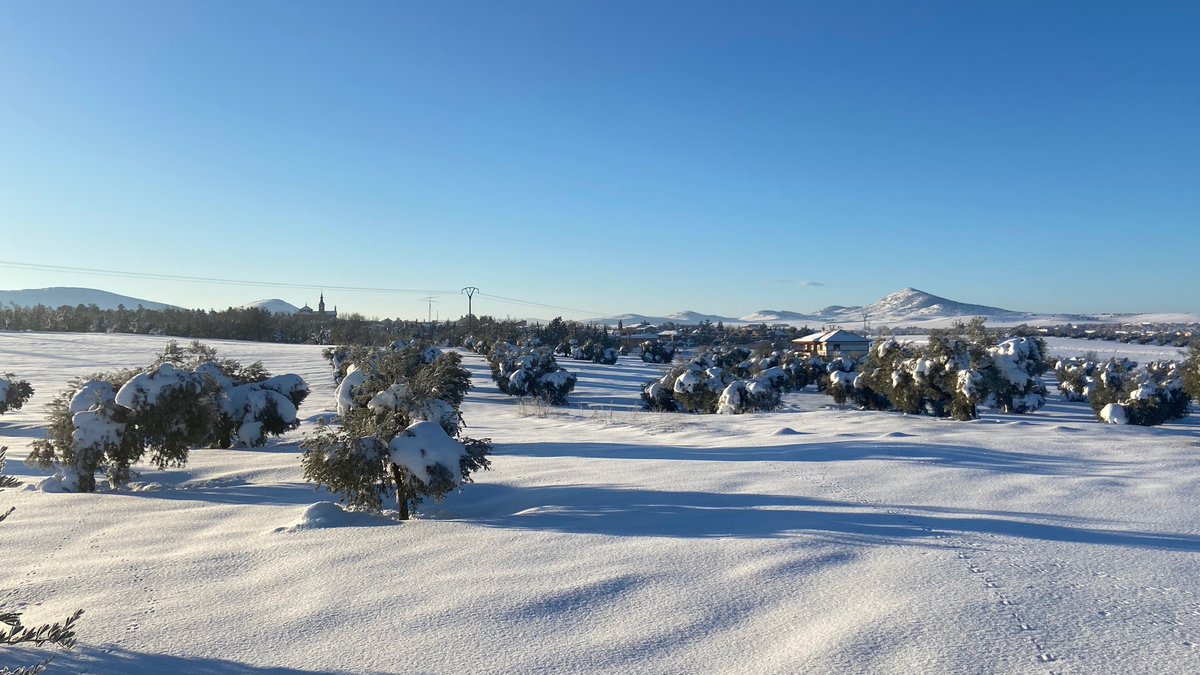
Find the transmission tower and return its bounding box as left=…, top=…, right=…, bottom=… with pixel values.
left=461, top=286, right=479, bottom=326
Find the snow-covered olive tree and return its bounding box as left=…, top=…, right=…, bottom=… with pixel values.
left=1090, top=359, right=1191, bottom=426
left=302, top=343, right=490, bottom=520
left=640, top=340, right=676, bottom=364
left=28, top=341, right=308, bottom=492
left=1183, top=342, right=1200, bottom=403
left=826, top=331, right=1047, bottom=421
left=640, top=349, right=786, bottom=415
left=488, top=343, right=577, bottom=405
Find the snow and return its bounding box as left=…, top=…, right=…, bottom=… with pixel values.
left=386, top=420, right=466, bottom=485
left=334, top=366, right=366, bottom=417
left=68, top=380, right=117, bottom=414
left=367, top=382, right=408, bottom=412
left=113, top=363, right=200, bottom=410
left=1, top=331, right=1199, bottom=673
left=1099, top=403, right=1129, bottom=425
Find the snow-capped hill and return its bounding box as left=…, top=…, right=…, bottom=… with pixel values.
left=863, top=288, right=1018, bottom=320
left=812, top=304, right=861, bottom=317
left=242, top=299, right=300, bottom=315
left=739, top=309, right=812, bottom=322
left=0, top=287, right=178, bottom=311
left=667, top=310, right=738, bottom=324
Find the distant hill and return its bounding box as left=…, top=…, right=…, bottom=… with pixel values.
left=241, top=299, right=300, bottom=315
left=859, top=287, right=1018, bottom=322
left=738, top=309, right=812, bottom=322
left=0, top=287, right=178, bottom=311
left=591, top=287, right=1187, bottom=329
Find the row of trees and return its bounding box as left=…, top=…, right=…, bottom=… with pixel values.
left=302, top=342, right=491, bottom=520
left=483, top=342, right=578, bottom=405
left=641, top=346, right=818, bottom=414
left=27, top=341, right=309, bottom=492
left=1056, top=354, right=1194, bottom=426
left=823, top=329, right=1049, bottom=421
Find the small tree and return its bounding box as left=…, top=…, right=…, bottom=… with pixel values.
left=302, top=345, right=491, bottom=520
left=27, top=341, right=307, bottom=491
left=640, top=340, right=675, bottom=364
left=0, top=375, right=34, bottom=416
left=1091, top=359, right=1191, bottom=426
left=1183, top=342, right=1200, bottom=402
left=488, top=344, right=577, bottom=405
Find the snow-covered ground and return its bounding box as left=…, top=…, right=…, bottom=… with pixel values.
left=2, top=332, right=1198, bottom=674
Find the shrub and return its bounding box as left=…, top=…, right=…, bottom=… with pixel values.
left=488, top=344, right=577, bottom=405
left=27, top=341, right=307, bottom=491
left=302, top=344, right=490, bottom=519
left=1091, top=359, right=1191, bottom=426
left=640, top=349, right=786, bottom=415
left=640, top=340, right=676, bottom=364
left=0, top=375, right=34, bottom=416
left=826, top=330, right=1047, bottom=421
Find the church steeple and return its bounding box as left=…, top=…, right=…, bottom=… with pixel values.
left=318, top=292, right=325, bottom=314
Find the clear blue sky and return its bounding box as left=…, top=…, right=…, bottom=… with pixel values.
left=1, top=1, right=1197, bottom=320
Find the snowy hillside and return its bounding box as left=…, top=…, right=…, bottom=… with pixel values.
left=597, top=288, right=1199, bottom=329
left=240, top=298, right=300, bottom=314
left=1, top=332, right=1198, bottom=673
left=0, top=287, right=177, bottom=311
left=738, top=309, right=811, bottom=322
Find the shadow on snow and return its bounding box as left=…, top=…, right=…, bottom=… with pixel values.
left=495, top=439, right=1131, bottom=477
left=2, top=645, right=390, bottom=675
left=446, top=483, right=1200, bottom=552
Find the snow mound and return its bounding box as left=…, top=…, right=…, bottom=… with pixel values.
left=277, top=502, right=366, bottom=532
left=772, top=427, right=804, bottom=436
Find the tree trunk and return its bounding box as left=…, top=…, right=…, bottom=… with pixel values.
left=390, top=463, right=410, bottom=520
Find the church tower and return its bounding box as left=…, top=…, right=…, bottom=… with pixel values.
left=319, top=292, right=326, bottom=315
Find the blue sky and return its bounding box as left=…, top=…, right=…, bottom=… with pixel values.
left=1, top=1, right=1197, bottom=320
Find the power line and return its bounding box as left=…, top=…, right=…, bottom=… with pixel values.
left=476, top=292, right=609, bottom=318
left=0, top=260, right=457, bottom=295
left=0, top=259, right=618, bottom=319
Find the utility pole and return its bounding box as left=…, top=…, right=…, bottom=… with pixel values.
left=461, top=286, right=479, bottom=326
left=421, top=295, right=439, bottom=323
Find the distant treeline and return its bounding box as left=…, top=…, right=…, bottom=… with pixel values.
left=0, top=303, right=406, bottom=344
left=0, top=302, right=822, bottom=351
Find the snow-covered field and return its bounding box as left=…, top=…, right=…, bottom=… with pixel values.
left=2, top=332, right=1199, bottom=674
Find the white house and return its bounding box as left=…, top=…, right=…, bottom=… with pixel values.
left=791, top=329, right=871, bottom=359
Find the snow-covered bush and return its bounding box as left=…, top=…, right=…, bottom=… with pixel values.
left=640, top=349, right=784, bottom=415
left=716, top=377, right=783, bottom=415
left=827, top=331, right=1047, bottom=421
left=28, top=341, right=308, bottom=491
left=979, top=337, right=1047, bottom=414
left=640, top=340, right=676, bottom=364
left=1183, top=343, right=1200, bottom=402
left=488, top=344, right=577, bottom=405
left=0, top=374, right=34, bottom=416
left=1089, top=359, right=1191, bottom=426
left=568, top=340, right=619, bottom=365
left=302, top=344, right=489, bottom=519
left=1054, top=357, right=1136, bottom=403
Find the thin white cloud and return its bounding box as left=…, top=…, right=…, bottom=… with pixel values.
left=771, top=279, right=826, bottom=287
